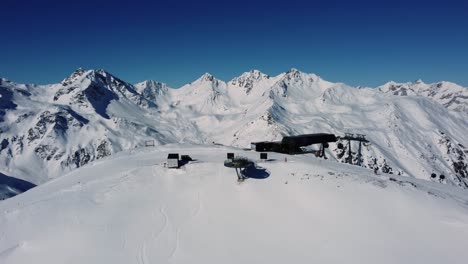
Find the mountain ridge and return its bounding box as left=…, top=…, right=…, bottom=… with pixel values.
left=1, top=68, right=467, bottom=190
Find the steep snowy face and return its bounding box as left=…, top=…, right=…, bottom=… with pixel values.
left=215, top=74, right=468, bottom=188
left=1, top=68, right=468, bottom=189
left=269, top=68, right=333, bottom=100
left=0, top=84, right=18, bottom=122
left=378, top=80, right=468, bottom=113
left=230, top=69, right=270, bottom=94
left=170, top=73, right=233, bottom=114
left=227, top=70, right=284, bottom=107
left=134, top=80, right=170, bottom=103
left=218, top=69, right=346, bottom=147
left=0, top=70, right=183, bottom=184
left=378, top=81, right=418, bottom=96
left=0, top=85, right=106, bottom=183
left=53, top=69, right=156, bottom=116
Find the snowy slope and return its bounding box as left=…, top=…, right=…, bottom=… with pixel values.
left=1, top=69, right=467, bottom=189
left=0, top=70, right=198, bottom=184
left=134, top=80, right=170, bottom=106
left=1, top=145, right=468, bottom=264
left=163, top=69, right=468, bottom=187
left=378, top=80, right=468, bottom=113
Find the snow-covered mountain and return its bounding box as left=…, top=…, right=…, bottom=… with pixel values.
left=378, top=79, right=468, bottom=113
left=0, top=69, right=199, bottom=184
left=2, top=145, right=468, bottom=263
left=1, top=69, right=467, bottom=189
left=134, top=80, right=170, bottom=105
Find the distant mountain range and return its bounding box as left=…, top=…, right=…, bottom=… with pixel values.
left=1, top=68, right=467, bottom=188
left=378, top=79, right=467, bottom=112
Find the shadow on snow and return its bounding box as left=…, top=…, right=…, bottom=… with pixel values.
left=241, top=165, right=271, bottom=180
left=0, top=172, right=37, bottom=200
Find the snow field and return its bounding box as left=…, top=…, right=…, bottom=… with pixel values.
left=1, top=145, right=468, bottom=264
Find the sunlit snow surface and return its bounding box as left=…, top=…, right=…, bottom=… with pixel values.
left=1, top=145, right=468, bottom=264
left=1, top=69, right=467, bottom=188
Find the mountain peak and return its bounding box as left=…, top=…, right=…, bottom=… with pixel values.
left=248, top=69, right=266, bottom=75
left=286, top=68, right=301, bottom=74
left=282, top=68, right=322, bottom=83
left=285, top=68, right=315, bottom=79
left=200, top=73, right=215, bottom=82
left=230, top=70, right=270, bottom=93
left=134, top=80, right=168, bottom=92
left=142, top=80, right=164, bottom=86
left=234, top=69, right=269, bottom=80
left=248, top=69, right=269, bottom=78
left=134, top=80, right=169, bottom=101
left=61, top=68, right=89, bottom=85
left=75, top=67, right=85, bottom=74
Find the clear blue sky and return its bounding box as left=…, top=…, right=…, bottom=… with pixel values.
left=1, top=0, right=467, bottom=87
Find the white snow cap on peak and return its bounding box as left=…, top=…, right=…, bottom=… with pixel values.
left=380, top=81, right=400, bottom=88
left=147, top=80, right=165, bottom=86
left=61, top=67, right=89, bottom=84
left=287, top=67, right=300, bottom=74
left=286, top=68, right=316, bottom=76
left=235, top=69, right=269, bottom=80
left=248, top=69, right=269, bottom=77
left=284, top=68, right=320, bottom=81
left=196, top=72, right=216, bottom=83
left=134, top=80, right=167, bottom=91
left=96, top=69, right=108, bottom=75
left=71, top=67, right=86, bottom=76
left=247, top=69, right=266, bottom=75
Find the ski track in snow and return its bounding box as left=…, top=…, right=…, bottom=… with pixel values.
left=93, top=168, right=141, bottom=204
left=1, top=145, right=468, bottom=263
left=0, top=243, right=24, bottom=261
left=137, top=206, right=169, bottom=264
left=168, top=227, right=181, bottom=260
left=192, top=191, right=202, bottom=219
left=168, top=191, right=202, bottom=261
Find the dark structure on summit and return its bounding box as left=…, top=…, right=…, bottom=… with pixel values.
left=251, top=133, right=337, bottom=156
left=167, top=153, right=194, bottom=169
left=337, top=133, right=369, bottom=166
left=224, top=156, right=255, bottom=182
left=167, top=153, right=180, bottom=168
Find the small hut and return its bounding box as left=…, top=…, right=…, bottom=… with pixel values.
left=167, top=153, right=180, bottom=168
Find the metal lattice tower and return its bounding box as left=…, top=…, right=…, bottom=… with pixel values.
left=339, top=133, right=370, bottom=165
